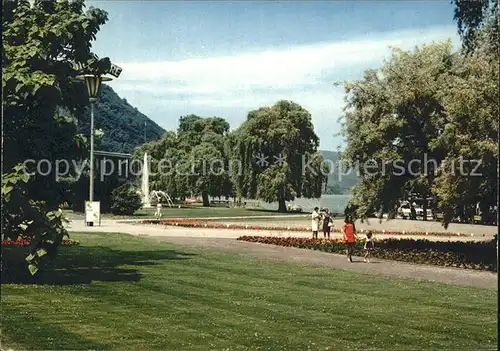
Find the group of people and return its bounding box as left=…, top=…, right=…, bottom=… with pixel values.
left=310, top=207, right=334, bottom=239
left=311, top=208, right=374, bottom=263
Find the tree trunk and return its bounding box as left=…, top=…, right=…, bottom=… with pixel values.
left=202, top=192, right=210, bottom=207
left=423, top=198, right=428, bottom=221
left=278, top=198, right=287, bottom=213
left=410, top=203, right=417, bottom=220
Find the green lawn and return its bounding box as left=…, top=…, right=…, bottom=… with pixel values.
left=1, top=232, right=497, bottom=350
left=96, top=206, right=305, bottom=219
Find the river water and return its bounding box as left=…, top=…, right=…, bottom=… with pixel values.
left=258, top=194, right=352, bottom=213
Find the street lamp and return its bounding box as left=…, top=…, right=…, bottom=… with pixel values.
left=76, top=74, right=112, bottom=221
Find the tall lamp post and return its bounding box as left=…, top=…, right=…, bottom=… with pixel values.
left=76, top=74, right=112, bottom=224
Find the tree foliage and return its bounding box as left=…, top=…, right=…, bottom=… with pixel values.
left=229, top=101, right=327, bottom=212
left=2, top=165, right=70, bottom=275
left=134, top=115, right=232, bottom=206
left=110, top=183, right=142, bottom=215
left=452, top=0, right=498, bottom=52
left=339, top=2, right=499, bottom=225
left=339, top=32, right=498, bottom=227
left=2, top=0, right=109, bottom=206
left=432, top=28, right=499, bottom=224
left=2, top=0, right=109, bottom=274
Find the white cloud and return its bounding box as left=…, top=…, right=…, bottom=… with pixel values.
left=108, top=25, right=460, bottom=149
left=116, top=26, right=458, bottom=90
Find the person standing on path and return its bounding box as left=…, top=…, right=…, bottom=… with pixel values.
left=155, top=202, right=163, bottom=219
left=311, top=207, right=321, bottom=239
left=342, top=215, right=357, bottom=262
left=322, top=209, right=333, bottom=239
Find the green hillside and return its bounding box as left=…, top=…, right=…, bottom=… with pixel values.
left=89, top=85, right=165, bottom=153
left=319, top=150, right=359, bottom=193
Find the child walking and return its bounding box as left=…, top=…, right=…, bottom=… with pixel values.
left=364, top=231, right=374, bottom=263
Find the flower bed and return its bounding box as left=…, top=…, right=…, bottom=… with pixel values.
left=237, top=236, right=497, bottom=272
left=1, top=239, right=80, bottom=247
left=142, top=219, right=490, bottom=237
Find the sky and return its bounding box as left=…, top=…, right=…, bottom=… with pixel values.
left=88, top=0, right=461, bottom=151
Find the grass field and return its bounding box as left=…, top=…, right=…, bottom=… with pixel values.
left=1, top=232, right=497, bottom=350
left=67, top=206, right=306, bottom=219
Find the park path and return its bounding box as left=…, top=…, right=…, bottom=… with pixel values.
left=69, top=212, right=498, bottom=236
left=67, top=218, right=497, bottom=290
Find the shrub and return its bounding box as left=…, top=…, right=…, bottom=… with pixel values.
left=110, top=184, right=142, bottom=215
left=2, top=164, right=70, bottom=275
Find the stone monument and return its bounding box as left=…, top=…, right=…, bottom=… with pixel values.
left=141, top=152, right=151, bottom=208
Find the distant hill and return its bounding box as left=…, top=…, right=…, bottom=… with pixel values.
left=89, top=84, right=165, bottom=153
left=319, top=150, right=360, bottom=193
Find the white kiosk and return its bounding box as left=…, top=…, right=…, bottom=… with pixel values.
left=85, top=201, right=101, bottom=226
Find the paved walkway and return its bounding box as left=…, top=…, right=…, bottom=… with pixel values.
left=67, top=218, right=497, bottom=290
left=70, top=218, right=491, bottom=241
left=69, top=212, right=498, bottom=236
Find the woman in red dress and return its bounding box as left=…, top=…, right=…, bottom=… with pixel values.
left=342, top=215, right=357, bottom=262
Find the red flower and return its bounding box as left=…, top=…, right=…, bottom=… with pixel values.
left=147, top=219, right=482, bottom=237
left=2, top=239, right=79, bottom=246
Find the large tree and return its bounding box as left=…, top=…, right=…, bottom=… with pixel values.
left=452, top=0, right=498, bottom=53
left=229, top=101, right=327, bottom=212
left=134, top=131, right=188, bottom=201
left=2, top=0, right=110, bottom=274
left=178, top=115, right=232, bottom=206
left=135, top=115, right=232, bottom=206
left=338, top=1, right=499, bottom=226
left=2, top=0, right=109, bottom=206
left=339, top=35, right=498, bottom=227
left=432, top=25, right=499, bottom=224
left=338, top=42, right=455, bottom=221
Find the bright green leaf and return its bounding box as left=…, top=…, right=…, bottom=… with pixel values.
left=2, top=185, right=14, bottom=195
left=36, top=248, right=48, bottom=257
left=28, top=264, right=39, bottom=276
left=20, top=173, right=30, bottom=183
